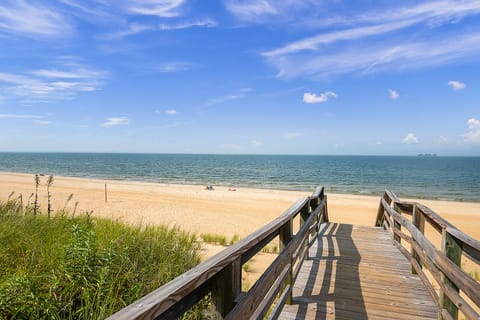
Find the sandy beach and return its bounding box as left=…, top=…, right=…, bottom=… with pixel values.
left=1, top=172, right=478, bottom=239
left=1, top=171, right=479, bottom=286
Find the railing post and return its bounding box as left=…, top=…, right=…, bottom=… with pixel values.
left=323, top=195, right=329, bottom=223
left=392, top=202, right=402, bottom=244
left=212, top=259, right=242, bottom=319
left=411, top=204, right=425, bottom=274
left=300, top=201, right=310, bottom=228
left=439, top=228, right=462, bottom=320
left=279, top=219, right=293, bottom=305
left=309, top=197, right=319, bottom=212
left=375, top=193, right=388, bottom=226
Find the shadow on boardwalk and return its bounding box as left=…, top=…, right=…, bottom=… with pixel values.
left=292, top=223, right=367, bottom=319
left=279, top=223, right=437, bottom=319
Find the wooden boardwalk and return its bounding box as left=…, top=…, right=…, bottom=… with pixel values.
left=110, top=189, right=480, bottom=320
left=279, top=222, right=438, bottom=320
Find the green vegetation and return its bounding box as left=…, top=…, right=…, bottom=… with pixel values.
left=0, top=196, right=201, bottom=319
left=200, top=233, right=242, bottom=246
left=261, top=244, right=279, bottom=254
left=200, top=233, right=227, bottom=246
left=229, top=234, right=240, bottom=245
left=242, top=262, right=251, bottom=272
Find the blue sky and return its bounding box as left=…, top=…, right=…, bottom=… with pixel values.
left=0, top=0, right=479, bottom=155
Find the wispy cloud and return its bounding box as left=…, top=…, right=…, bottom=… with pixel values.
left=126, top=0, right=185, bottom=17
left=205, top=88, right=250, bottom=107
left=165, top=109, right=177, bottom=115
left=389, top=89, right=399, bottom=100
left=0, top=60, right=106, bottom=103
left=158, top=19, right=217, bottom=30
left=303, top=91, right=337, bottom=104
left=102, top=117, right=130, bottom=127
left=0, top=1, right=70, bottom=38
left=103, top=19, right=216, bottom=40
left=0, top=113, right=52, bottom=125
left=101, top=23, right=154, bottom=40
left=263, top=20, right=417, bottom=58
left=224, top=0, right=277, bottom=21
left=262, top=1, right=480, bottom=78
left=266, top=32, right=480, bottom=79
left=403, top=133, right=419, bottom=144
left=464, top=118, right=480, bottom=143
left=250, top=139, right=263, bottom=147
left=156, top=62, right=192, bottom=73
left=224, top=0, right=321, bottom=23
left=0, top=113, right=45, bottom=119
left=206, top=94, right=244, bottom=106
left=448, top=80, right=466, bottom=90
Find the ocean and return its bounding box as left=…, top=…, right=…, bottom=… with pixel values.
left=0, top=153, right=479, bottom=202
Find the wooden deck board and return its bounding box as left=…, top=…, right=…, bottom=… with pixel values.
left=278, top=222, right=437, bottom=319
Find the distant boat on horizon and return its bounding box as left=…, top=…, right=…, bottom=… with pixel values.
left=417, top=153, right=437, bottom=157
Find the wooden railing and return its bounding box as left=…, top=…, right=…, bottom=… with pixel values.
left=375, top=190, right=480, bottom=320
left=107, top=187, right=328, bottom=320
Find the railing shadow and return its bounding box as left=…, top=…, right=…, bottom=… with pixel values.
left=292, top=223, right=367, bottom=319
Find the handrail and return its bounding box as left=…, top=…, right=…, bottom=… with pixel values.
left=376, top=190, right=480, bottom=320
left=108, top=186, right=328, bottom=320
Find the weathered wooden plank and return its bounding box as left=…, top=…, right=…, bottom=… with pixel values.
left=383, top=200, right=480, bottom=308
left=278, top=223, right=437, bottom=320
left=212, top=260, right=241, bottom=319
left=412, top=204, right=426, bottom=274
left=440, top=229, right=462, bottom=320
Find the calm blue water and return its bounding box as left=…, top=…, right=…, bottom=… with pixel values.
left=0, top=153, right=479, bottom=202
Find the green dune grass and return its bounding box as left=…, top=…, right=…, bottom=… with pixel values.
left=0, top=198, right=202, bottom=319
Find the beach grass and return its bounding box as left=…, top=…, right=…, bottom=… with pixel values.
left=0, top=198, right=202, bottom=319
left=200, top=233, right=228, bottom=246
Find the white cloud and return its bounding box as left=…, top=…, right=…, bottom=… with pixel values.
left=205, top=89, right=250, bottom=107
left=224, top=0, right=323, bottom=23
left=0, top=114, right=44, bottom=119
left=0, top=1, right=69, bottom=38
left=102, top=117, right=130, bottom=127
left=403, top=133, right=419, bottom=144
left=103, top=19, right=216, bottom=40
left=206, top=94, right=244, bottom=106
left=224, top=0, right=277, bottom=21
left=303, top=91, right=337, bottom=104
left=165, top=109, right=177, bottom=115
left=126, top=0, right=185, bottom=17
left=265, top=32, right=480, bottom=79
left=156, top=62, right=192, bottom=73
left=389, top=89, right=399, bottom=100
left=448, top=80, right=466, bottom=90
left=101, top=23, right=154, bottom=40
left=468, top=118, right=480, bottom=129
left=0, top=61, right=106, bottom=103
left=261, top=1, right=480, bottom=79
left=158, top=19, right=217, bottom=30
left=250, top=139, right=263, bottom=147
left=264, top=20, right=417, bottom=58
left=464, top=118, right=480, bottom=143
